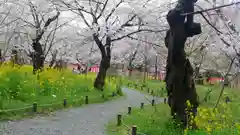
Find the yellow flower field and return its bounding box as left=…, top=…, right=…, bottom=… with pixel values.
left=0, top=64, right=120, bottom=120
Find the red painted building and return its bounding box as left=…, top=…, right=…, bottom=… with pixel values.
left=90, top=65, right=100, bottom=73
left=208, top=77, right=224, bottom=84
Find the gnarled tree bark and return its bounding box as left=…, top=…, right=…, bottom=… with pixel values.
left=165, top=9, right=201, bottom=128
left=93, top=34, right=111, bottom=90
left=32, top=41, right=45, bottom=74
left=28, top=1, right=60, bottom=74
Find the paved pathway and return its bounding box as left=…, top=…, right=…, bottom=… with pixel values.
left=0, top=88, right=163, bottom=135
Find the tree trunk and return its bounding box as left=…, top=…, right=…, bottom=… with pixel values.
left=49, top=50, right=58, bottom=68
left=155, top=55, right=158, bottom=80
left=128, top=61, right=133, bottom=77
left=11, top=49, right=18, bottom=67
left=129, top=69, right=132, bottom=77
left=94, top=57, right=110, bottom=90
left=143, top=63, right=147, bottom=83
left=93, top=35, right=111, bottom=90
left=0, top=49, right=2, bottom=65
left=32, top=42, right=44, bottom=74
left=165, top=9, right=201, bottom=129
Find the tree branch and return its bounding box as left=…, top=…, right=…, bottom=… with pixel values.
left=93, top=33, right=106, bottom=57
left=127, top=35, right=162, bottom=47
left=97, top=0, right=108, bottom=19
left=105, top=0, right=123, bottom=22
left=182, top=1, right=240, bottom=16
left=111, top=29, right=167, bottom=41
left=36, top=11, right=60, bottom=42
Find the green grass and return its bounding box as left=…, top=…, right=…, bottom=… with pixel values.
left=107, top=80, right=240, bottom=135
left=107, top=103, right=239, bottom=135
left=122, top=78, right=166, bottom=97
left=0, top=64, right=122, bottom=120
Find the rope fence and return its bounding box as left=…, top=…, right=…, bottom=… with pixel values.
left=108, top=82, right=234, bottom=135
left=109, top=90, right=234, bottom=135
left=107, top=90, right=164, bottom=135
left=0, top=91, right=119, bottom=114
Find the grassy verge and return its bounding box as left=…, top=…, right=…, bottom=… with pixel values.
left=107, top=80, right=240, bottom=135
left=122, top=78, right=166, bottom=97
left=0, top=64, right=122, bottom=120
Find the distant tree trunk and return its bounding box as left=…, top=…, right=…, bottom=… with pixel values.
left=0, top=49, right=2, bottom=65
left=49, top=50, right=58, bottom=68
left=28, top=10, right=60, bottom=74
left=143, top=63, right=147, bottom=83
left=128, top=60, right=133, bottom=77
left=128, top=69, right=132, bottom=77
left=194, top=53, right=205, bottom=85
left=155, top=55, right=158, bottom=80
left=32, top=42, right=45, bottom=74
left=53, top=59, right=65, bottom=71
left=165, top=9, right=201, bottom=128
left=128, top=44, right=140, bottom=77
left=93, top=34, right=111, bottom=90
left=11, top=49, right=19, bottom=67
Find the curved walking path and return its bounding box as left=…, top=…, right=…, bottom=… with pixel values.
left=0, top=88, right=163, bottom=135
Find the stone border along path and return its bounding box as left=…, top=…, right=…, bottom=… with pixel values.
left=0, top=88, right=163, bottom=135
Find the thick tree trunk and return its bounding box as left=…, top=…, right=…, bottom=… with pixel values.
left=94, top=57, right=110, bottom=90
left=93, top=35, right=111, bottom=90
left=165, top=9, right=201, bottom=128
left=32, top=42, right=44, bottom=74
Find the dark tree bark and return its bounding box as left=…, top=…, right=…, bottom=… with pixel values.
left=11, top=49, right=18, bottom=67
left=93, top=34, right=111, bottom=90
left=11, top=48, right=24, bottom=66
left=49, top=50, right=58, bottom=68
left=32, top=42, right=45, bottom=74
left=29, top=8, right=60, bottom=74
left=155, top=55, right=158, bottom=80
left=128, top=58, right=134, bottom=77
left=0, top=49, right=2, bottom=64
left=128, top=45, right=140, bottom=77
left=165, top=9, right=201, bottom=128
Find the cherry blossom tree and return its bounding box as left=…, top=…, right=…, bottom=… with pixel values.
left=5, top=0, right=77, bottom=73
left=53, top=0, right=165, bottom=90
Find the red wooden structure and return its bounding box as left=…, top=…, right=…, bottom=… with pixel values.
left=208, top=77, right=224, bottom=84
left=90, top=65, right=100, bottom=73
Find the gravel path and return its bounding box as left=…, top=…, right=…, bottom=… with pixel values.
left=0, top=88, right=163, bottom=135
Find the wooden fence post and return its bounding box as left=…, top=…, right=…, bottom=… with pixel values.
left=132, top=125, right=137, bottom=135
left=117, top=114, right=122, bottom=126
left=141, top=102, right=144, bottom=109
left=152, top=99, right=155, bottom=106
left=128, top=106, right=132, bottom=115
left=33, top=102, right=37, bottom=113
left=112, top=92, right=115, bottom=97
left=85, top=96, right=89, bottom=104
left=151, top=90, right=154, bottom=95
left=63, top=98, right=67, bottom=107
